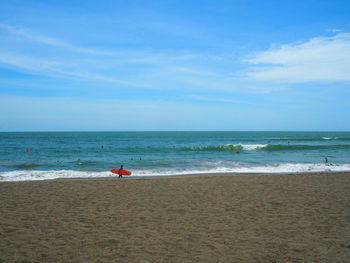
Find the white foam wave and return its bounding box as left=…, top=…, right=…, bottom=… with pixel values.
left=1, top=163, right=350, bottom=182
left=239, top=144, right=267, bottom=151
left=0, top=170, right=111, bottom=182
left=219, top=163, right=350, bottom=174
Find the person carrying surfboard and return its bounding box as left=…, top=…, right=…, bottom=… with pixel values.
left=110, top=166, right=131, bottom=177
left=118, top=165, right=124, bottom=178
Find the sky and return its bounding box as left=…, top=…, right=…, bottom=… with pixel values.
left=0, top=0, right=350, bottom=131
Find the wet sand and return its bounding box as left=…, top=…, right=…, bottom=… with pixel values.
left=1, top=172, right=350, bottom=262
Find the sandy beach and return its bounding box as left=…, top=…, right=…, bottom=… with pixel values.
left=1, top=172, right=350, bottom=262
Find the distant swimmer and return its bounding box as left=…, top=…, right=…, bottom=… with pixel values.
left=325, top=157, right=328, bottom=163
left=26, top=148, right=30, bottom=152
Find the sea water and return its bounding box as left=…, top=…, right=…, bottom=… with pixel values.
left=0, top=131, right=350, bottom=181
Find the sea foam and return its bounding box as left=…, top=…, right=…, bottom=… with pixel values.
left=1, top=163, right=350, bottom=182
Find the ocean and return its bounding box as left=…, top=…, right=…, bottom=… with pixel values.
left=0, top=131, right=350, bottom=181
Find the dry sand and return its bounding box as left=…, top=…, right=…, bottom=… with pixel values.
left=1, top=172, right=350, bottom=263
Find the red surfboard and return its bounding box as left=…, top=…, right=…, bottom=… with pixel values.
left=110, top=169, right=132, bottom=176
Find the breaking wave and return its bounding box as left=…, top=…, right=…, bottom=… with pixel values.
left=183, top=144, right=350, bottom=152
left=276, top=137, right=350, bottom=142
left=1, top=162, right=350, bottom=181
left=263, top=144, right=350, bottom=151
left=187, top=144, right=267, bottom=152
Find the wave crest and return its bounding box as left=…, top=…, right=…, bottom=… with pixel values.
left=188, top=144, right=267, bottom=152
left=184, top=143, right=350, bottom=152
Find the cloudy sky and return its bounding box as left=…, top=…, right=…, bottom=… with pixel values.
left=0, top=0, right=350, bottom=131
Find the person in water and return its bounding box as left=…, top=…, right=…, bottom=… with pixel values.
left=118, top=165, right=124, bottom=178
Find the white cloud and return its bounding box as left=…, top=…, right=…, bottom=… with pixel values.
left=0, top=52, right=142, bottom=87
left=0, top=23, right=299, bottom=93
left=326, top=28, right=342, bottom=33
left=245, top=33, right=350, bottom=83
left=187, top=95, right=253, bottom=105
left=0, top=24, right=219, bottom=90
left=0, top=23, right=202, bottom=63
left=0, top=23, right=114, bottom=56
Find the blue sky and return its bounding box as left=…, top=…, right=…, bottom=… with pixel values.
left=0, top=0, right=350, bottom=131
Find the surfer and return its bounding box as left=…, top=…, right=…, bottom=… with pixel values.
left=118, top=165, right=124, bottom=178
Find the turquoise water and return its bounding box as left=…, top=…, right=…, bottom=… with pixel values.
left=0, top=131, right=350, bottom=181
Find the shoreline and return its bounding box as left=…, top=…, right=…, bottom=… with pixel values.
left=1, top=170, right=350, bottom=183
left=1, top=172, right=350, bottom=262
left=37, top=170, right=350, bottom=182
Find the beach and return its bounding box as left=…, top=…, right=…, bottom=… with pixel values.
left=1, top=172, right=350, bottom=263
